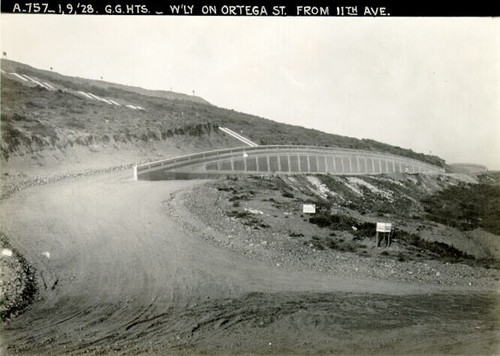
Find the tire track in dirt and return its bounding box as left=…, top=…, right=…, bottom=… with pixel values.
left=1, top=172, right=498, bottom=354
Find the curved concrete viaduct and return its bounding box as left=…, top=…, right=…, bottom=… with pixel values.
left=136, top=145, right=444, bottom=180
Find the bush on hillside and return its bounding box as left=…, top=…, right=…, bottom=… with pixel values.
left=422, top=183, right=500, bottom=235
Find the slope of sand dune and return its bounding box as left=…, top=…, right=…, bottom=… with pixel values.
left=1, top=171, right=498, bottom=354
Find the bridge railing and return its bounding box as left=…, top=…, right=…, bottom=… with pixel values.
left=136, top=145, right=444, bottom=178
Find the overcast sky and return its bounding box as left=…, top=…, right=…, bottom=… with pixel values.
left=2, top=15, right=499, bottom=169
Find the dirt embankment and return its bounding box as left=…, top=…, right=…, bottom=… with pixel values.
left=171, top=176, right=500, bottom=291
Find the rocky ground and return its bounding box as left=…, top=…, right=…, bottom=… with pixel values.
left=169, top=176, right=500, bottom=291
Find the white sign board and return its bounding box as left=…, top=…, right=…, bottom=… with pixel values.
left=303, top=204, right=316, bottom=214
left=376, top=222, right=392, bottom=233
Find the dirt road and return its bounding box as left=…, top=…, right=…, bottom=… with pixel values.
left=1, top=171, right=498, bottom=354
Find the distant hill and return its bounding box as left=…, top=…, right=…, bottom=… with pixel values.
left=0, top=59, right=446, bottom=168
left=0, top=59, right=210, bottom=105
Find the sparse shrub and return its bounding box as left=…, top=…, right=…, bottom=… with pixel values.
left=226, top=209, right=269, bottom=229
left=309, top=215, right=331, bottom=228
left=309, top=239, right=325, bottom=250
left=263, top=198, right=277, bottom=203
left=217, top=186, right=234, bottom=192
left=338, top=242, right=356, bottom=253
left=346, top=202, right=358, bottom=210
left=309, top=213, right=361, bottom=232
left=324, top=238, right=360, bottom=254
left=227, top=210, right=251, bottom=219
left=352, top=222, right=376, bottom=239
left=327, top=240, right=338, bottom=249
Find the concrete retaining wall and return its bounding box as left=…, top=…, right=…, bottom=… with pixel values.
left=136, top=145, right=445, bottom=180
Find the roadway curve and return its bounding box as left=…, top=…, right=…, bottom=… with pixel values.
left=1, top=171, right=498, bottom=354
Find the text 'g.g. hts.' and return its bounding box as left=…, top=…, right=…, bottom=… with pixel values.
left=10, top=2, right=391, bottom=16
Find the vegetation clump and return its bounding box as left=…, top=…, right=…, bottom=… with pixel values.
left=308, top=208, right=376, bottom=239
left=422, top=181, right=500, bottom=235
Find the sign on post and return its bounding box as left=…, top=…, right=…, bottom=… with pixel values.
left=303, top=204, right=316, bottom=214
left=376, top=222, right=392, bottom=233
left=376, top=222, right=393, bottom=247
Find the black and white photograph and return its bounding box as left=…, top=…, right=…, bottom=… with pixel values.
left=1, top=3, right=499, bottom=354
